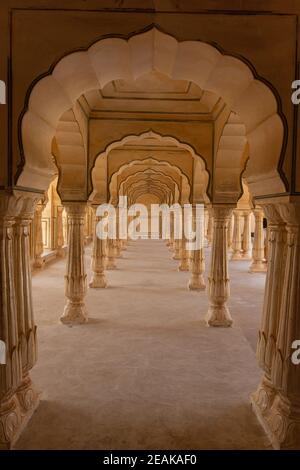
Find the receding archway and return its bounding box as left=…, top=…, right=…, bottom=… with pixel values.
left=91, top=132, right=209, bottom=205
left=18, top=27, right=286, bottom=199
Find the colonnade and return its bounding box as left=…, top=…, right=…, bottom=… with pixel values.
left=209, top=207, right=267, bottom=271
left=1, top=192, right=299, bottom=449
left=26, top=202, right=269, bottom=330
left=29, top=179, right=94, bottom=270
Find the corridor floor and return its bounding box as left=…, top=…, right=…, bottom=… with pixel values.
left=15, top=239, right=270, bottom=450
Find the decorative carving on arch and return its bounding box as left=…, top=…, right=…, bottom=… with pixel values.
left=18, top=26, right=286, bottom=198
left=103, top=155, right=192, bottom=205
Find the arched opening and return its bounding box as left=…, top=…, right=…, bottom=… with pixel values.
left=18, top=27, right=285, bottom=199
left=2, top=24, right=297, bottom=452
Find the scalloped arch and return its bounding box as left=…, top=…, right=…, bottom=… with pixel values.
left=119, top=169, right=181, bottom=201
left=102, top=154, right=193, bottom=205
left=18, top=27, right=286, bottom=197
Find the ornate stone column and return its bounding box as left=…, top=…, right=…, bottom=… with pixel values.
left=206, top=209, right=213, bottom=246
left=33, top=200, right=46, bottom=268
left=204, top=207, right=209, bottom=242
left=188, top=207, right=205, bottom=291
left=89, top=207, right=107, bottom=288
left=264, top=225, right=269, bottom=263
left=106, top=238, right=117, bottom=270
left=0, top=192, right=39, bottom=449
left=170, top=211, right=175, bottom=251
left=114, top=208, right=122, bottom=258
left=231, top=209, right=243, bottom=260
left=60, top=203, right=88, bottom=325
left=83, top=210, right=88, bottom=246
left=205, top=206, right=233, bottom=327
left=172, top=239, right=181, bottom=260
left=178, top=237, right=189, bottom=271
left=168, top=215, right=174, bottom=252
left=14, top=197, right=40, bottom=424
left=56, top=205, right=65, bottom=257
left=0, top=196, right=22, bottom=449
left=249, top=208, right=267, bottom=272
left=251, top=202, right=300, bottom=449
left=270, top=203, right=300, bottom=448
left=227, top=213, right=234, bottom=251
left=252, top=205, right=285, bottom=420
left=241, top=210, right=252, bottom=260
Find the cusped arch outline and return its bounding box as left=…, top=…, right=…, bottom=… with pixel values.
left=103, top=153, right=194, bottom=204
left=18, top=26, right=287, bottom=197
left=119, top=169, right=181, bottom=201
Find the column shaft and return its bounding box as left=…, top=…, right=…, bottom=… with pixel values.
left=61, top=203, right=88, bottom=325
left=56, top=205, right=65, bottom=257
left=251, top=202, right=300, bottom=449
left=172, top=239, right=181, bottom=260
left=206, top=209, right=214, bottom=246
left=241, top=211, right=252, bottom=259
left=33, top=203, right=45, bottom=268
left=249, top=208, right=267, bottom=272
left=227, top=214, right=234, bottom=251
left=89, top=209, right=107, bottom=288
left=206, top=206, right=233, bottom=327
left=0, top=193, right=39, bottom=449
left=178, top=237, right=189, bottom=271
left=106, top=238, right=117, bottom=270
left=14, top=202, right=39, bottom=416
left=189, top=206, right=205, bottom=290
left=231, top=210, right=242, bottom=260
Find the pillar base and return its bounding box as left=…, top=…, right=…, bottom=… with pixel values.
left=89, top=274, right=107, bottom=288
left=241, top=251, right=252, bottom=260
left=56, top=247, right=65, bottom=258
left=60, top=301, right=88, bottom=325
left=205, top=305, right=233, bottom=327
left=106, top=258, right=117, bottom=270
left=231, top=251, right=243, bottom=260
left=33, top=257, right=44, bottom=269
left=0, top=380, right=40, bottom=450
left=178, top=263, right=189, bottom=272
left=188, top=276, right=206, bottom=291
left=249, top=262, right=267, bottom=273
left=251, top=385, right=300, bottom=449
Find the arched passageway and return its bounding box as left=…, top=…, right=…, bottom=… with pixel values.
left=1, top=21, right=299, bottom=452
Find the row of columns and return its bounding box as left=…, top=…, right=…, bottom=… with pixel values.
left=31, top=200, right=94, bottom=270
left=2, top=195, right=299, bottom=448
left=205, top=207, right=267, bottom=272
left=32, top=201, right=66, bottom=268
left=55, top=200, right=300, bottom=447
left=58, top=203, right=268, bottom=330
